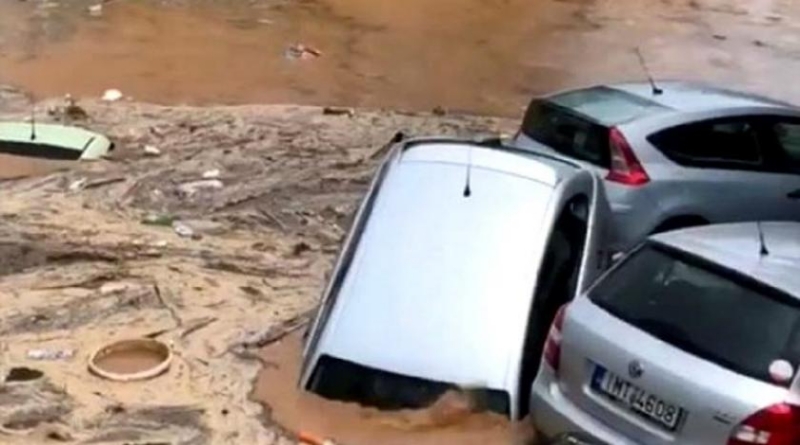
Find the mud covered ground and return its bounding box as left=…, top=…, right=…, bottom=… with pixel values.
left=0, top=87, right=514, bottom=445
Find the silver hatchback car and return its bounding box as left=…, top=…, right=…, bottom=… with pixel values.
left=531, top=221, right=800, bottom=444
left=301, top=136, right=613, bottom=419
left=514, top=82, right=800, bottom=253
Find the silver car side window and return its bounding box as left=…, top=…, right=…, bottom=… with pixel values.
left=772, top=121, right=800, bottom=165
left=648, top=118, right=764, bottom=167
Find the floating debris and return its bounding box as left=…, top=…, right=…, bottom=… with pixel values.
left=172, top=221, right=196, bottom=238
left=202, top=169, right=221, bottom=179
left=284, top=44, right=323, bottom=60
left=102, top=89, right=123, bottom=102
left=141, top=214, right=176, bottom=226
left=178, top=179, right=224, bottom=196
left=68, top=178, right=88, bottom=192
left=322, top=107, right=355, bottom=117
left=143, top=145, right=162, bottom=156
left=88, top=3, right=102, bottom=16
left=27, top=349, right=75, bottom=361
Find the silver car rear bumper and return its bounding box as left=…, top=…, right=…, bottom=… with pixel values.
left=530, top=365, right=640, bottom=445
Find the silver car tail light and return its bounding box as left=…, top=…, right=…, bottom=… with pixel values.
left=543, top=304, right=569, bottom=374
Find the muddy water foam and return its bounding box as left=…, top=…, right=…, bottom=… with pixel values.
left=254, top=333, right=537, bottom=445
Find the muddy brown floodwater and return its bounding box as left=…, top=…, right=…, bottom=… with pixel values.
left=255, top=333, right=536, bottom=445
left=3, top=0, right=800, bottom=115
left=0, top=153, right=71, bottom=179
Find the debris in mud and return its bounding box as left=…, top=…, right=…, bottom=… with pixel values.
left=235, top=311, right=313, bottom=350
left=142, top=214, right=176, bottom=226
left=179, top=316, right=217, bottom=339
left=144, top=145, right=162, bottom=157
left=284, top=44, right=323, bottom=60
left=84, top=406, right=210, bottom=445
left=323, top=107, right=355, bottom=117
left=5, top=367, right=44, bottom=383
left=88, top=3, right=103, bottom=17
left=0, top=280, right=162, bottom=336
left=84, top=176, right=126, bottom=190
left=0, top=375, right=73, bottom=436
left=63, top=95, right=89, bottom=121
left=177, top=179, right=224, bottom=196
left=102, top=89, right=123, bottom=102
left=68, top=177, right=88, bottom=192
left=26, top=348, right=75, bottom=361
left=202, top=168, right=221, bottom=179
left=292, top=241, right=312, bottom=256
left=172, top=221, right=198, bottom=239
left=298, top=431, right=339, bottom=445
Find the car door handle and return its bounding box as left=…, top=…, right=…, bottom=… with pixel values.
left=789, top=189, right=800, bottom=200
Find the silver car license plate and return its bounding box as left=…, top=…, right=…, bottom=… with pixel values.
left=591, top=365, right=684, bottom=431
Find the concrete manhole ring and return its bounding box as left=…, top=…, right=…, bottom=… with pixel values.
left=88, top=338, right=172, bottom=382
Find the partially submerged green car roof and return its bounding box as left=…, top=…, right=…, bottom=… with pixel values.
left=0, top=122, right=113, bottom=160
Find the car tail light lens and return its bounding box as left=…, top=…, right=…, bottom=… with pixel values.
left=606, top=127, right=649, bottom=186
left=543, top=305, right=568, bottom=373
left=728, top=403, right=800, bottom=445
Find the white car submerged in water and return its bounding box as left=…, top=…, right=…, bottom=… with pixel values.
left=300, top=136, right=614, bottom=419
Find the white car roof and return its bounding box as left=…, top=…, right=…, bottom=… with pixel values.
left=311, top=141, right=584, bottom=392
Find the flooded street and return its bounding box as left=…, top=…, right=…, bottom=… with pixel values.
left=2, top=0, right=800, bottom=115
left=3, top=1, right=800, bottom=444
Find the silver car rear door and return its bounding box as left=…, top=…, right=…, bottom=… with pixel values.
left=644, top=115, right=800, bottom=225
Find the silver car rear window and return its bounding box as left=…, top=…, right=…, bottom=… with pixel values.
left=520, top=87, right=666, bottom=168
left=589, top=244, right=800, bottom=386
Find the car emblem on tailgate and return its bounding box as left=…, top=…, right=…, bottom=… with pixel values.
left=628, top=360, right=644, bottom=379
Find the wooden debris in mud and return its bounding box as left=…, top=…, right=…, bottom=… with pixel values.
left=201, top=255, right=309, bottom=278
left=179, top=316, right=218, bottom=339
left=31, top=269, right=126, bottom=290
left=322, top=107, right=355, bottom=117
left=83, top=176, right=126, bottom=190
left=257, top=208, right=289, bottom=233
left=153, top=284, right=183, bottom=327
left=368, top=131, right=405, bottom=160
left=232, top=310, right=314, bottom=352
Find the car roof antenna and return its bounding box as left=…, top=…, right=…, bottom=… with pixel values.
left=634, top=47, right=663, bottom=96
left=463, top=144, right=473, bottom=198
left=29, top=96, right=37, bottom=141
left=757, top=221, right=769, bottom=257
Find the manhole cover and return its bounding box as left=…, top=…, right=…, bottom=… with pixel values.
left=88, top=338, right=172, bottom=382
